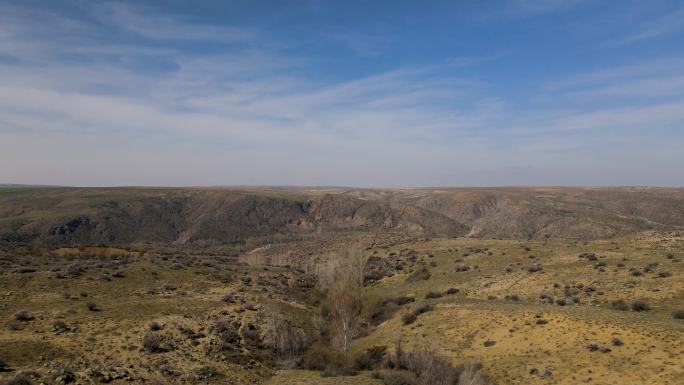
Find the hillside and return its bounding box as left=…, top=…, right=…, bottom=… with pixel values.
left=1, top=187, right=683, bottom=248
left=0, top=187, right=467, bottom=247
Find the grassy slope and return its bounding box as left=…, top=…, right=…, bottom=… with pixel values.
left=1, top=230, right=682, bottom=384
left=349, top=234, right=683, bottom=385
left=255, top=232, right=684, bottom=385
left=0, top=252, right=274, bottom=384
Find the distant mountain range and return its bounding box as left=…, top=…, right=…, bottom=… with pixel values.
left=1, top=186, right=682, bottom=247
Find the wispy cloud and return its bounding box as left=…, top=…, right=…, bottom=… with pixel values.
left=90, top=2, right=258, bottom=43
left=515, top=0, right=587, bottom=14
left=541, top=58, right=684, bottom=102
left=608, top=7, right=684, bottom=46
left=0, top=1, right=682, bottom=187
left=476, top=0, right=588, bottom=20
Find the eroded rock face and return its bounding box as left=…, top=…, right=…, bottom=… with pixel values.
left=0, top=189, right=467, bottom=247
left=2, top=186, right=684, bottom=247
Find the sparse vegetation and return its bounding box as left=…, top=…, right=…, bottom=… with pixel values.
left=611, top=300, right=630, bottom=311
left=13, top=311, right=33, bottom=322
left=424, top=291, right=443, bottom=299
left=0, top=187, right=682, bottom=384
left=631, top=300, right=650, bottom=312
left=401, top=313, right=417, bottom=325
left=142, top=333, right=164, bottom=353
left=148, top=321, right=164, bottom=331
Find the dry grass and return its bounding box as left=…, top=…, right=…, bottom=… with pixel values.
left=1, top=231, right=682, bottom=384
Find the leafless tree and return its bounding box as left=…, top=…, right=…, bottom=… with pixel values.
left=261, top=306, right=308, bottom=357
left=319, top=245, right=366, bottom=351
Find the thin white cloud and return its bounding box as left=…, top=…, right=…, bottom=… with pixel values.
left=476, top=0, right=588, bottom=20
left=0, top=2, right=682, bottom=187
left=89, top=2, right=258, bottom=43
left=614, top=7, right=684, bottom=45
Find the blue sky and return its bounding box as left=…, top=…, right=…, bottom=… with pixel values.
left=0, top=0, right=683, bottom=187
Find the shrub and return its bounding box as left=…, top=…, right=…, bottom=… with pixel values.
left=67, top=264, right=85, bottom=277
left=455, top=359, right=495, bottom=385
left=301, top=343, right=333, bottom=370
left=354, top=346, right=387, bottom=370
left=162, top=283, right=177, bottom=291
left=444, top=288, right=459, bottom=295
left=673, top=310, right=684, bottom=319
left=611, top=300, right=629, bottom=311
left=424, top=291, right=443, bottom=299
left=402, top=313, right=417, bottom=325
left=52, top=321, right=70, bottom=333
left=14, top=310, right=34, bottom=322
left=586, top=342, right=599, bottom=351
left=454, top=263, right=470, bottom=272
left=221, top=292, right=236, bottom=303
left=631, top=300, right=649, bottom=312
left=538, top=293, right=553, bottom=303
left=142, top=333, right=164, bottom=353
left=405, top=267, right=430, bottom=283
left=241, top=323, right=260, bottom=344
left=611, top=337, right=623, bottom=346
left=369, top=300, right=399, bottom=325
left=413, top=303, right=433, bottom=315
left=86, top=302, right=99, bottom=311
left=389, top=296, right=415, bottom=306
left=382, top=371, right=418, bottom=385
left=0, top=358, right=8, bottom=371
left=2, top=375, right=33, bottom=385
left=149, top=321, right=165, bottom=331
left=404, top=344, right=455, bottom=385
left=212, top=319, right=239, bottom=344
left=505, top=294, right=520, bottom=302
left=643, top=262, right=658, bottom=273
